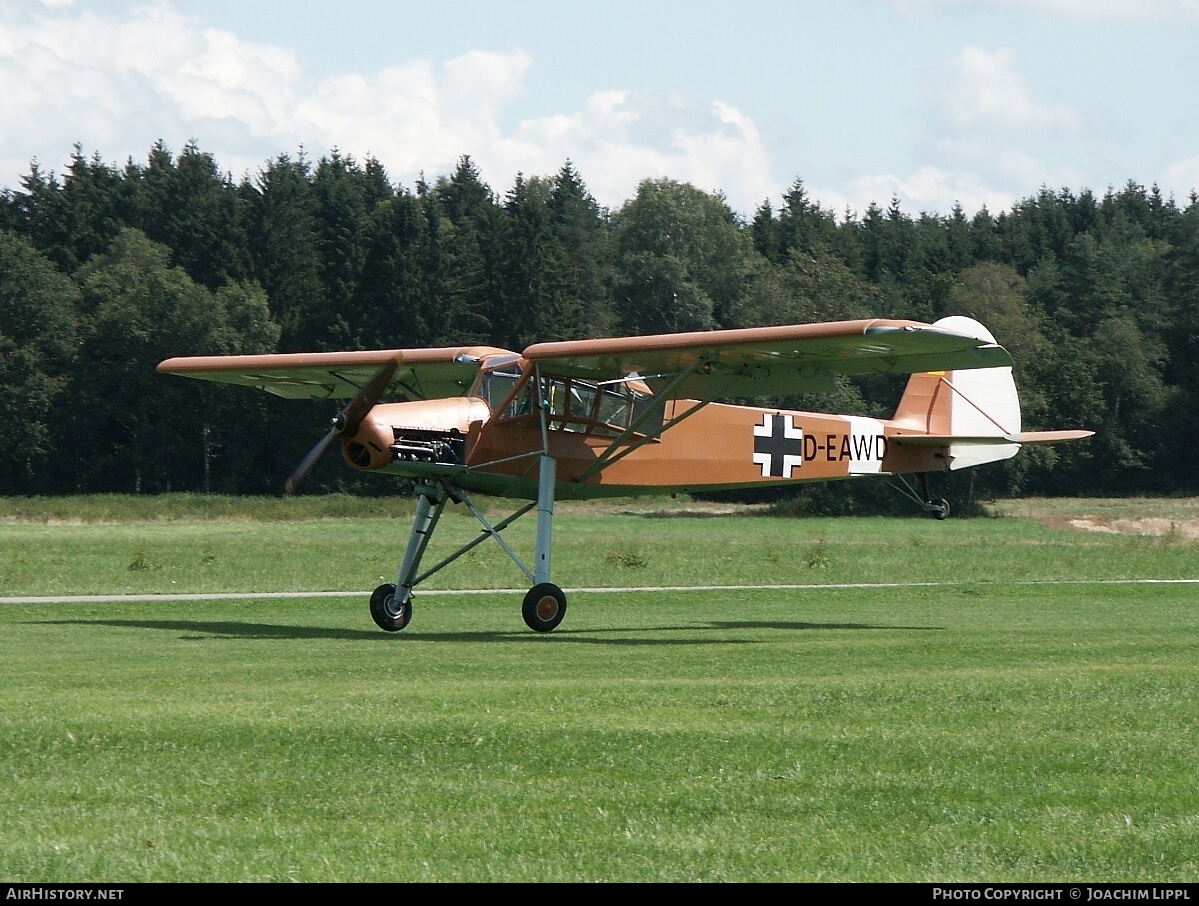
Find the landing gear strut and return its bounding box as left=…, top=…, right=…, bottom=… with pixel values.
left=890, top=473, right=951, bottom=519
left=917, top=474, right=951, bottom=520
left=371, top=456, right=567, bottom=633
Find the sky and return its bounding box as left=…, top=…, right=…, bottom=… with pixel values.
left=2, top=0, right=1198, bottom=220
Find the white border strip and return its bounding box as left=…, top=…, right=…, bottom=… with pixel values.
left=3, top=578, right=1198, bottom=605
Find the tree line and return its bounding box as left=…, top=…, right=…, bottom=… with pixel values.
left=1, top=141, right=1196, bottom=505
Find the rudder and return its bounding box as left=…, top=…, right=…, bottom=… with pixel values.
left=891, top=316, right=1021, bottom=470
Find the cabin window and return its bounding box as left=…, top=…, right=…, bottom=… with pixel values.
left=490, top=370, right=661, bottom=437
left=541, top=377, right=589, bottom=433
left=480, top=368, right=525, bottom=416
left=596, top=385, right=630, bottom=428
left=539, top=376, right=658, bottom=436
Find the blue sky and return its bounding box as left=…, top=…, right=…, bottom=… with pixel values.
left=3, top=0, right=1198, bottom=219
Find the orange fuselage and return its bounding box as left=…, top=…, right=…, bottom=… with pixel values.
left=344, top=393, right=945, bottom=500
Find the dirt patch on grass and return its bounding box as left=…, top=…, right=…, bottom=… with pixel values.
left=992, top=497, right=1199, bottom=539
left=1058, top=516, right=1199, bottom=539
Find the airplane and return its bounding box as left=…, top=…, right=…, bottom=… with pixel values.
left=158, top=315, right=1092, bottom=634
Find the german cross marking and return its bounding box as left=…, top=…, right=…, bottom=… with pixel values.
left=752, top=413, right=803, bottom=478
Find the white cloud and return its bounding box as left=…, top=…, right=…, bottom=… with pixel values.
left=996, top=149, right=1084, bottom=191
left=170, top=28, right=303, bottom=135
left=0, top=1, right=777, bottom=216
left=939, top=46, right=1081, bottom=133
left=1164, top=156, right=1199, bottom=200
left=821, top=165, right=1017, bottom=219
left=290, top=53, right=535, bottom=176
left=508, top=93, right=776, bottom=215
left=0, top=2, right=302, bottom=180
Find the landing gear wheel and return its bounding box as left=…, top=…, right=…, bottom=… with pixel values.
left=370, top=583, right=412, bottom=632
left=522, top=583, right=567, bottom=633
left=932, top=498, right=950, bottom=520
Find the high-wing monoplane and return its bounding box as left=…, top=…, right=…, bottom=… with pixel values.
left=158, top=316, right=1091, bottom=633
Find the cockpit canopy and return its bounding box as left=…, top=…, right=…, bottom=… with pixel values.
left=478, top=366, right=662, bottom=437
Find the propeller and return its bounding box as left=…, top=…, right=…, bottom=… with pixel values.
left=285, top=359, right=399, bottom=494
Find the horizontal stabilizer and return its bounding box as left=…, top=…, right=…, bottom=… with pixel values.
left=892, top=434, right=1021, bottom=446
left=1013, top=430, right=1094, bottom=444
left=893, top=429, right=1094, bottom=447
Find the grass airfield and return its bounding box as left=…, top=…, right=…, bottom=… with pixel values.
left=1, top=494, right=1197, bottom=882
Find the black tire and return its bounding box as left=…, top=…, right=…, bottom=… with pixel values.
left=933, top=498, right=951, bottom=520
left=522, top=583, right=567, bottom=633
left=370, top=583, right=412, bottom=632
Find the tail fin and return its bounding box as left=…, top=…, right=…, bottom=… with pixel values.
left=892, top=316, right=1022, bottom=470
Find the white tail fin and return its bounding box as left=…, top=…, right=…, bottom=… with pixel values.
left=892, top=316, right=1022, bottom=470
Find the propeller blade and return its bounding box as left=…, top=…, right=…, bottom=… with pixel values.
left=283, top=358, right=399, bottom=495
left=340, top=359, right=399, bottom=435
left=285, top=428, right=339, bottom=495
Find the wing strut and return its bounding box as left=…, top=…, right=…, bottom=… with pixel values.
left=575, top=361, right=712, bottom=482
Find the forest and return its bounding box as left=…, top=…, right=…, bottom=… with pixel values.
left=1, top=141, right=1196, bottom=506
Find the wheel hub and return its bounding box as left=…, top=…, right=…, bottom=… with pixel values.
left=536, top=595, right=559, bottom=621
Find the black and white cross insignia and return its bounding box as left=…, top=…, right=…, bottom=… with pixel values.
left=752, top=413, right=803, bottom=478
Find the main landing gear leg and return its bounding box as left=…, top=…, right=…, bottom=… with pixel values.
left=368, top=462, right=568, bottom=634
left=523, top=455, right=567, bottom=633
left=370, top=482, right=446, bottom=631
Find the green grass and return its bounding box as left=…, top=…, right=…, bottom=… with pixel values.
left=1, top=495, right=1197, bottom=881
left=2, top=494, right=1196, bottom=596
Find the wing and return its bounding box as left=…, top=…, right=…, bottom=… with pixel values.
left=157, top=346, right=517, bottom=401
left=522, top=319, right=1013, bottom=399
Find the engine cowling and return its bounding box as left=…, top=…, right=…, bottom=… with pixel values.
left=341, top=397, right=491, bottom=471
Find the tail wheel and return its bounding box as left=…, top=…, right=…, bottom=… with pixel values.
left=370, top=583, right=412, bottom=632
left=933, top=498, right=951, bottom=520
left=522, top=583, right=567, bottom=633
